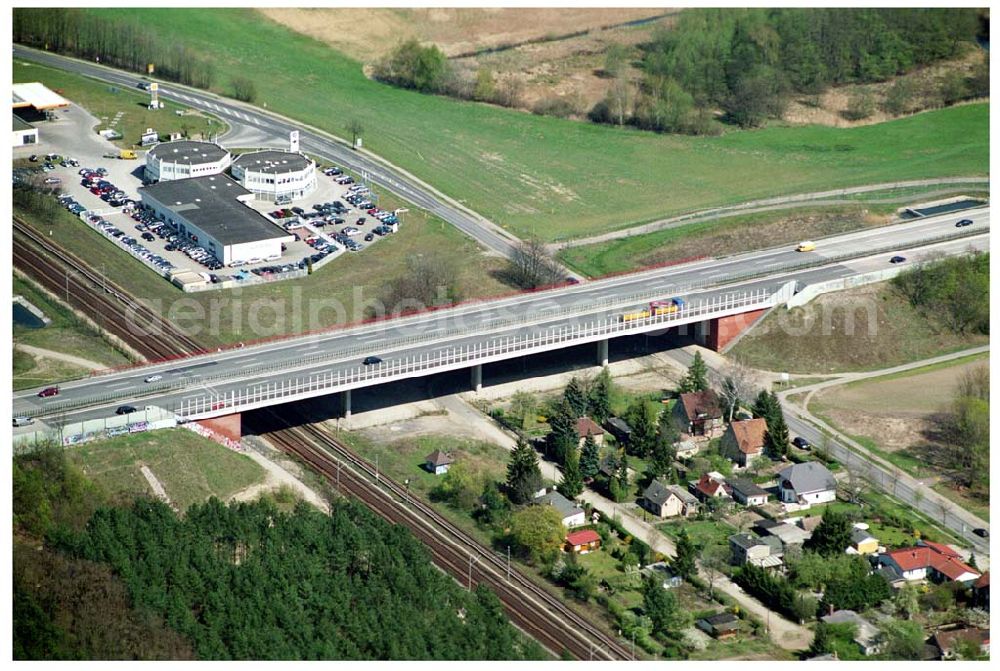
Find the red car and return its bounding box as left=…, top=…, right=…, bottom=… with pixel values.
left=38, top=386, right=60, bottom=398
left=211, top=401, right=226, bottom=410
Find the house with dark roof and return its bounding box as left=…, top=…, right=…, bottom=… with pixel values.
left=777, top=462, right=837, bottom=505
left=754, top=520, right=811, bottom=547
left=848, top=525, right=879, bottom=555
left=534, top=490, right=586, bottom=527
left=821, top=610, right=882, bottom=656
left=729, top=532, right=783, bottom=569
left=423, top=450, right=453, bottom=476
left=565, top=529, right=601, bottom=554
left=574, top=416, right=605, bottom=447
left=696, top=612, right=740, bottom=639
left=729, top=478, right=770, bottom=506
left=641, top=480, right=699, bottom=518
left=604, top=417, right=632, bottom=444
left=930, top=627, right=990, bottom=660
left=672, top=390, right=724, bottom=438
left=721, top=418, right=767, bottom=468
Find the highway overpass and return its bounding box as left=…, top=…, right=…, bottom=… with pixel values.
left=13, top=207, right=988, bottom=433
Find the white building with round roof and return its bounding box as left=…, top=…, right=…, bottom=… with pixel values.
left=230, top=150, right=316, bottom=203
left=145, top=140, right=231, bottom=183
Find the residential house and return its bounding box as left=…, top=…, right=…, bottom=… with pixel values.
left=565, top=529, right=601, bottom=554
left=673, top=390, right=724, bottom=438
left=777, top=462, right=837, bottom=505
left=575, top=416, right=605, bottom=448
left=973, top=572, right=989, bottom=611
left=674, top=439, right=699, bottom=460
left=821, top=610, right=882, bottom=656
left=423, top=450, right=453, bottom=475
left=879, top=542, right=981, bottom=585
left=721, top=418, right=767, bottom=469
left=604, top=417, right=632, bottom=445
left=729, top=478, right=770, bottom=507
left=875, top=564, right=908, bottom=590
left=729, top=532, right=783, bottom=569
left=696, top=612, right=741, bottom=640
left=692, top=473, right=731, bottom=502
left=794, top=515, right=824, bottom=534
left=848, top=525, right=879, bottom=555
left=930, top=627, right=990, bottom=660
left=755, top=519, right=811, bottom=547
left=641, top=479, right=699, bottom=519
left=534, top=490, right=586, bottom=528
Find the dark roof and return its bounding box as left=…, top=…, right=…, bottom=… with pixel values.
left=233, top=150, right=312, bottom=174
left=13, top=114, right=33, bottom=131
left=729, top=478, right=769, bottom=498
left=876, top=565, right=905, bottom=584
left=778, top=462, right=837, bottom=495
left=605, top=417, right=632, bottom=435
left=755, top=519, right=781, bottom=530
left=643, top=480, right=672, bottom=506
left=729, top=532, right=764, bottom=550
left=535, top=490, right=583, bottom=519
left=424, top=450, right=452, bottom=467
left=139, top=175, right=290, bottom=245
left=700, top=612, right=740, bottom=629
left=147, top=140, right=228, bottom=165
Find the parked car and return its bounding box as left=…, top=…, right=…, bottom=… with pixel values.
left=38, top=386, right=60, bottom=398
left=363, top=356, right=383, bottom=365
left=792, top=436, right=811, bottom=450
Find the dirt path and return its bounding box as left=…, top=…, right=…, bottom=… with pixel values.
left=229, top=449, right=330, bottom=514
left=140, top=464, right=174, bottom=509
left=15, top=344, right=106, bottom=370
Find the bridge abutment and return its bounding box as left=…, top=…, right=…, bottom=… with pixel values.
left=196, top=413, right=242, bottom=442
left=699, top=309, right=768, bottom=351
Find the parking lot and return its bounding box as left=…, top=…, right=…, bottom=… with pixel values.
left=16, top=101, right=404, bottom=289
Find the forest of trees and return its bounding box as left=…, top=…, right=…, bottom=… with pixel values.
left=13, top=444, right=543, bottom=660
left=13, top=8, right=216, bottom=89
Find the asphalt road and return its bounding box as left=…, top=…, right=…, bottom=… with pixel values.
left=13, top=208, right=988, bottom=424
left=13, top=46, right=523, bottom=261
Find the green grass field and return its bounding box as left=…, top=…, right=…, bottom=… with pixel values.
left=14, top=60, right=224, bottom=147
left=83, top=8, right=988, bottom=242
left=67, top=428, right=266, bottom=511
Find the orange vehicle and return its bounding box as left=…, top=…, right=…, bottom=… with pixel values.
left=622, top=297, right=686, bottom=322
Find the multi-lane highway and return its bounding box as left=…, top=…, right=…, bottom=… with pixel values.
left=13, top=208, right=988, bottom=424
left=13, top=46, right=523, bottom=260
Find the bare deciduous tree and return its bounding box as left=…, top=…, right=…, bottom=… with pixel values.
left=502, top=238, right=564, bottom=290
left=712, top=358, right=760, bottom=422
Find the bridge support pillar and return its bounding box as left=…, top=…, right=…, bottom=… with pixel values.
left=701, top=309, right=769, bottom=352
left=471, top=364, right=482, bottom=393
left=341, top=389, right=352, bottom=419
left=597, top=338, right=609, bottom=367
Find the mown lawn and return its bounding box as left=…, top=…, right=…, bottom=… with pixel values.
left=67, top=428, right=266, bottom=511
left=82, top=8, right=989, bottom=242
left=13, top=61, right=224, bottom=147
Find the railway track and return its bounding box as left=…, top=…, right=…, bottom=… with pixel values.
left=256, top=412, right=634, bottom=661
left=13, top=216, right=203, bottom=361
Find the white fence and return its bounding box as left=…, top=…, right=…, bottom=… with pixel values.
left=179, top=284, right=793, bottom=418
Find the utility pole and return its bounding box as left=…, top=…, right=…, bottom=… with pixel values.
left=404, top=478, right=410, bottom=505
left=507, top=545, right=511, bottom=583
left=375, top=454, right=379, bottom=484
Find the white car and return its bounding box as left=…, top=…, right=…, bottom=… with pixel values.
left=144, top=374, right=163, bottom=383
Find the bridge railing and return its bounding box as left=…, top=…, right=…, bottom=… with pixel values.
left=179, top=286, right=784, bottom=417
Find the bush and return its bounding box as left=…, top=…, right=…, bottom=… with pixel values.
left=532, top=96, right=578, bottom=118
left=231, top=76, right=256, bottom=103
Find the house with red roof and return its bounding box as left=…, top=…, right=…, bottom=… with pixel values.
left=691, top=473, right=731, bottom=502
left=574, top=416, right=605, bottom=448
left=879, top=541, right=981, bottom=585
left=565, top=529, right=601, bottom=554
left=673, top=390, right=724, bottom=439
left=720, top=418, right=767, bottom=468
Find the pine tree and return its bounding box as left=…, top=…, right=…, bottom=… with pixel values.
left=764, top=413, right=790, bottom=459
left=803, top=508, right=853, bottom=557
left=753, top=389, right=777, bottom=422
left=563, top=377, right=588, bottom=418
left=547, top=399, right=578, bottom=465
left=678, top=351, right=709, bottom=393
left=610, top=453, right=630, bottom=502
left=649, top=434, right=676, bottom=480
left=672, top=528, right=697, bottom=580
left=558, top=445, right=584, bottom=498
left=505, top=438, right=543, bottom=505
left=625, top=400, right=656, bottom=458
left=580, top=435, right=600, bottom=481
left=587, top=367, right=613, bottom=423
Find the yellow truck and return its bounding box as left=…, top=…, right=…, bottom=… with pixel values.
left=119, top=149, right=138, bottom=160
left=796, top=240, right=816, bottom=252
